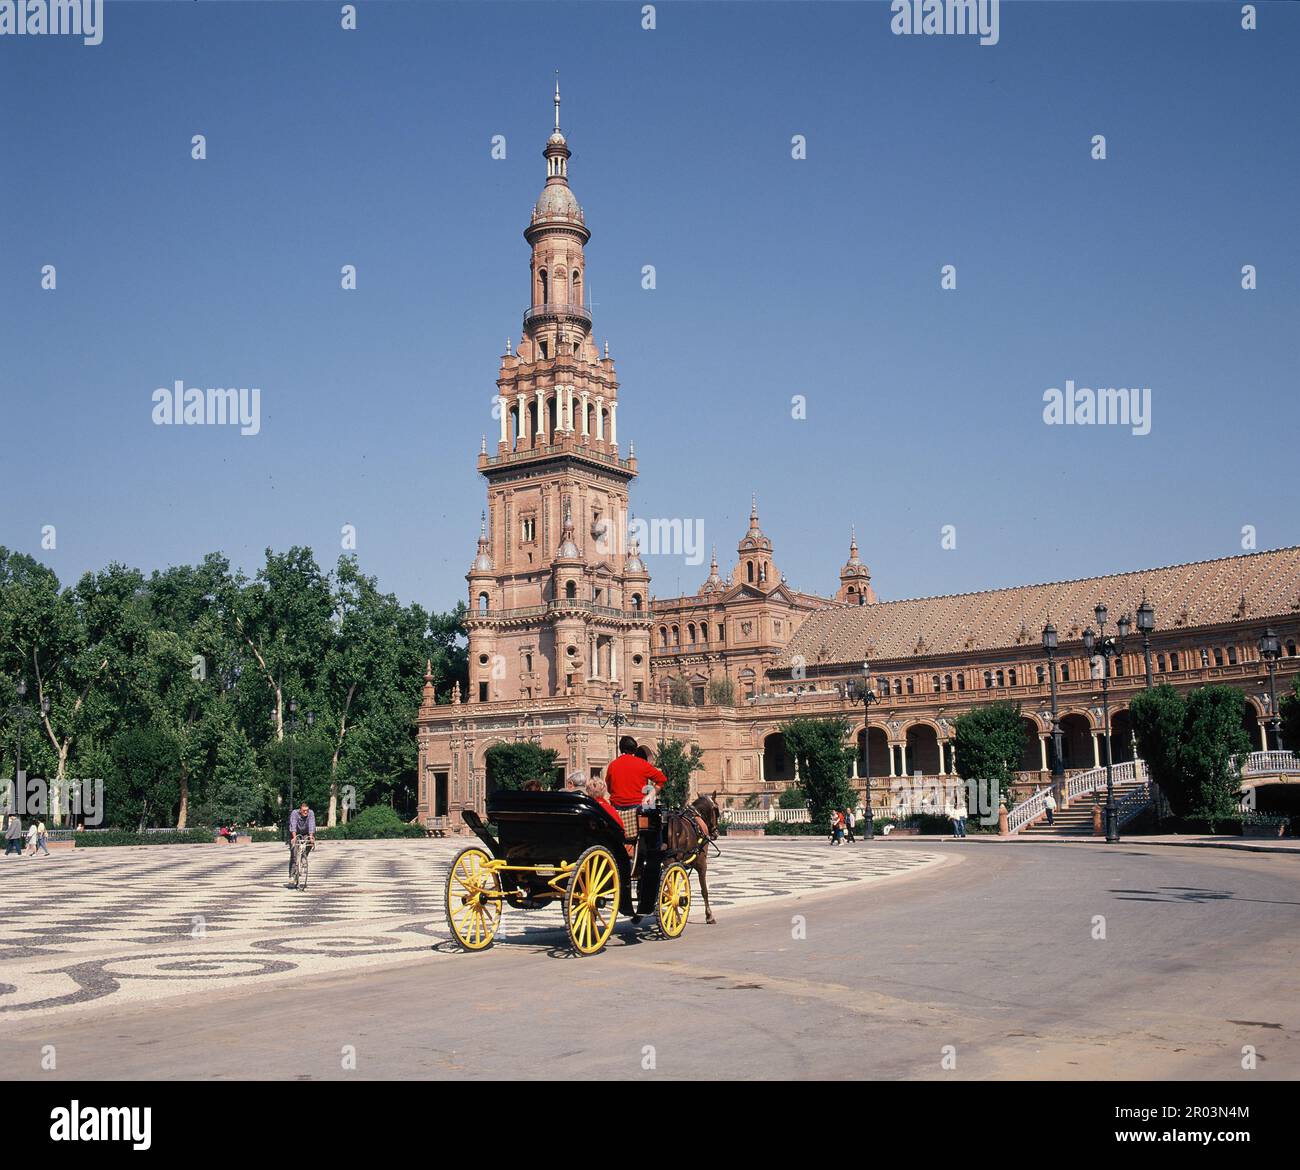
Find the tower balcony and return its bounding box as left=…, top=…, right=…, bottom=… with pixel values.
left=523, top=302, right=592, bottom=331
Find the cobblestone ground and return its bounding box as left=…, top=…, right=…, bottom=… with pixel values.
left=0, top=838, right=949, bottom=1018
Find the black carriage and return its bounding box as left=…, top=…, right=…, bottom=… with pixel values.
left=444, top=790, right=695, bottom=955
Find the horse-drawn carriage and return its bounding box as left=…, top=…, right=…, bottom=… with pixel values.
left=444, top=789, right=715, bottom=956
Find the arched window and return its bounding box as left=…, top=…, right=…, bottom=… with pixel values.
left=659, top=626, right=669, bottom=648
left=906, top=677, right=914, bottom=695
left=1213, top=648, right=1224, bottom=667
left=671, top=625, right=680, bottom=647
left=1157, top=653, right=1166, bottom=673
left=893, top=678, right=902, bottom=696
left=747, top=561, right=754, bottom=583
left=957, top=673, right=965, bottom=691
left=572, top=269, right=581, bottom=299
left=538, top=269, right=549, bottom=303
left=996, top=669, right=1005, bottom=688
left=1060, top=663, right=1069, bottom=682
left=688, top=623, right=697, bottom=644
left=1036, top=665, right=1046, bottom=685
left=1288, top=641, right=1298, bottom=657
left=477, top=593, right=489, bottom=614
left=1227, top=646, right=1238, bottom=665
left=1009, top=668, right=1018, bottom=687
left=984, top=670, right=994, bottom=689
left=1170, top=651, right=1180, bottom=671
left=945, top=673, right=954, bottom=691
left=932, top=675, right=941, bottom=693
left=565, top=580, right=577, bottom=600
left=631, top=593, right=642, bottom=612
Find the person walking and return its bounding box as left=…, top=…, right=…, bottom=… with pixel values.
left=1044, top=791, right=1057, bottom=827
left=4, top=814, right=22, bottom=857
left=952, top=793, right=968, bottom=838
left=33, top=819, right=50, bottom=857
left=845, top=808, right=857, bottom=844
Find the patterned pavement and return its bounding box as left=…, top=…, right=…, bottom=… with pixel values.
left=0, top=838, right=949, bottom=1019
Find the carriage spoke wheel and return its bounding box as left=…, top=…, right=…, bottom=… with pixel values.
left=656, top=863, right=691, bottom=939
left=565, top=846, right=620, bottom=956
left=445, top=846, right=503, bottom=951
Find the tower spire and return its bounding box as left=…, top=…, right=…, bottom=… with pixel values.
left=554, top=73, right=561, bottom=132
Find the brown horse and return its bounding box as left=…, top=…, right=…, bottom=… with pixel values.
left=664, top=792, right=721, bottom=925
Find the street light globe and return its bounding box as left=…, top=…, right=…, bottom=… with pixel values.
left=1082, top=627, right=1096, bottom=655
left=1041, top=622, right=1057, bottom=651
left=1094, top=603, right=1108, bottom=628
left=1136, top=597, right=1155, bottom=634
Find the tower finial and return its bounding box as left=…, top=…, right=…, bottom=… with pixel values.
left=751, top=492, right=759, bottom=522
left=554, top=72, right=561, bottom=132
left=480, top=510, right=486, bottom=539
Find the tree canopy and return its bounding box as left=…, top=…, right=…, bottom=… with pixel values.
left=0, top=546, right=467, bottom=829
left=779, top=717, right=854, bottom=824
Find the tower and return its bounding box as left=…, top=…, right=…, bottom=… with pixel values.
left=465, top=87, right=652, bottom=705
left=733, top=494, right=778, bottom=589
left=836, top=526, right=877, bottom=605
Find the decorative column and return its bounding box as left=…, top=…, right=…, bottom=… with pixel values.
left=498, top=396, right=508, bottom=445
left=580, top=391, right=590, bottom=436
left=1259, top=721, right=1269, bottom=751
left=936, top=742, right=945, bottom=775
left=610, top=637, right=618, bottom=682
left=517, top=393, right=529, bottom=444
left=594, top=396, right=605, bottom=440
left=1039, top=734, right=1049, bottom=772
left=1092, top=731, right=1101, bottom=768
left=535, top=388, right=548, bottom=444
left=609, top=401, right=618, bottom=446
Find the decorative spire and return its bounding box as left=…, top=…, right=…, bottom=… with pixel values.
left=421, top=659, right=435, bottom=705
left=849, top=524, right=859, bottom=559
left=506, top=337, right=513, bottom=355
left=604, top=339, right=609, bottom=359
left=554, top=73, right=561, bottom=132
left=480, top=433, right=487, bottom=455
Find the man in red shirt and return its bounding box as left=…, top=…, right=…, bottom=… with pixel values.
left=606, top=736, right=667, bottom=809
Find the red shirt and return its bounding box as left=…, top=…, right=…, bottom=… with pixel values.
left=605, top=754, right=668, bottom=806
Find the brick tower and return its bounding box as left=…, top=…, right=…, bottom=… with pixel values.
left=464, top=85, right=654, bottom=706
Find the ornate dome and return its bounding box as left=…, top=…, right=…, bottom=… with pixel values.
left=534, top=182, right=583, bottom=221
left=470, top=513, right=493, bottom=573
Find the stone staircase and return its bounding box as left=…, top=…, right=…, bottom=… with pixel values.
left=1019, top=776, right=1150, bottom=835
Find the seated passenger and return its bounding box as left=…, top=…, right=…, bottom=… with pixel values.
left=585, top=777, right=624, bottom=832
left=606, top=736, right=668, bottom=839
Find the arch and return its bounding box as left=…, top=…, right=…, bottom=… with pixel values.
left=762, top=732, right=795, bottom=784
left=904, top=723, right=941, bottom=776
left=1059, top=713, right=1093, bottom=770
left=687, top=622, right=697, bottom=644
left=1019, top=717, right=1041, bottom=772
left=659, top=625, right=669, bottom=649
left=571, top=269, right=581, bottom=298
left=1241, top=697, right=1263, bottom=750
left=564, top=580, right=577, bottom=600
left=856, top=726, right=890, bottom=777
left=538, top=268, right=549, bottom=303
left=477, top=592, right=490, bottom=615
left=630, top=592, right=643, bottom=612
left=1109, top=708, right=1136, bottom=764
left=747, top=561, right=754, bottom=583
left=671, top=625, right=680, bottom=647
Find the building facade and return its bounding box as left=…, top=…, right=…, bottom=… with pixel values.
left=415, top=100, right=1300, bottom=827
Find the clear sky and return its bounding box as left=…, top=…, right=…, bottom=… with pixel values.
left=2, top=0, right=1297, bottom=613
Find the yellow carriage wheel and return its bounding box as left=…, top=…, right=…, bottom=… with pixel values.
left=445, top=846, right=503, bottom=951
left=656, top=863, right=691, bottom=939
left=564, top=845, right=621, bottom=956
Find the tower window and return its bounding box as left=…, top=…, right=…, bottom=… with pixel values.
left=565, top=580, right=577, bottom=600
left=477, top=593, right=489, bottom=614
left=521, top=517, right=536, bottom=543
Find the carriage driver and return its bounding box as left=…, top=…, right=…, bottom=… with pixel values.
left=605, top=736, right=667, bottom=839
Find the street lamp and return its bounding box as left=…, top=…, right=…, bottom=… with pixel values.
left=1082, top=604, right=1129, bottom=843
left=849, top=661, right=881, bottom=840
left=1136, top=594, right=1155, bottom=689
left=1258, top=628, right=1283, bottom=751
left=594, top=691, right=638, bottom=731
left=1041, top=622, right=1065, bottom=780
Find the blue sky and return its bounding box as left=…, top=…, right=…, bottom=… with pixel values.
left=2, top=0, right=1297, bottom=612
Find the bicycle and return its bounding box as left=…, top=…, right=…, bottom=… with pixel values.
left=289, top=837, right=313, bottom=890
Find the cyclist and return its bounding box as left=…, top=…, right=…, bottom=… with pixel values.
left=288, top=802, right=316, bottom=879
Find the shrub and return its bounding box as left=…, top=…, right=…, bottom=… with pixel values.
left=319, top=804, right=425, bottom=839
left=75, top=828, right=216, bottom=847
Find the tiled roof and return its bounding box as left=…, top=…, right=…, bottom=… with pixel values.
left=778, top=548, right=1300, bottom=669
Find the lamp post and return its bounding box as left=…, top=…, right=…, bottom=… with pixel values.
left=281, top=700, right=315, bottom=840
left=850, top=661, right=880, bottom=840
left=1136, top=594, right=1155, bottom=689
left=8, top=680, right=49, bottom=818
left=1258, top=628, right=1283, bottom=751
left=1041, top=623, right=1065, bottom=780
left=1082, top=604, right=1129, bottom=843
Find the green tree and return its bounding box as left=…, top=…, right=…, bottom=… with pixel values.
left=104, top=725, right=181, bottom=830
left=194, top=725, right=262, bottom=827
left=668, top=677, right=693, bottom=707
left=780, top=717, right=854, bottom=824
left=1131, top=683, right=1253, bottom=827
left=656, top=739, right=704, bottom=808
left=484, top=742, right=560, bottom=794
left=778, top=784, right=806, bottom=809
left=706, top=677, right=735, bottom=706
left=1279, top=677, right=1300, bottom=754
left=953, top=701, right=1025, bottom=810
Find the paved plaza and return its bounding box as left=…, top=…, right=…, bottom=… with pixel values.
left=0, top=837, right=949, bottom=1020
